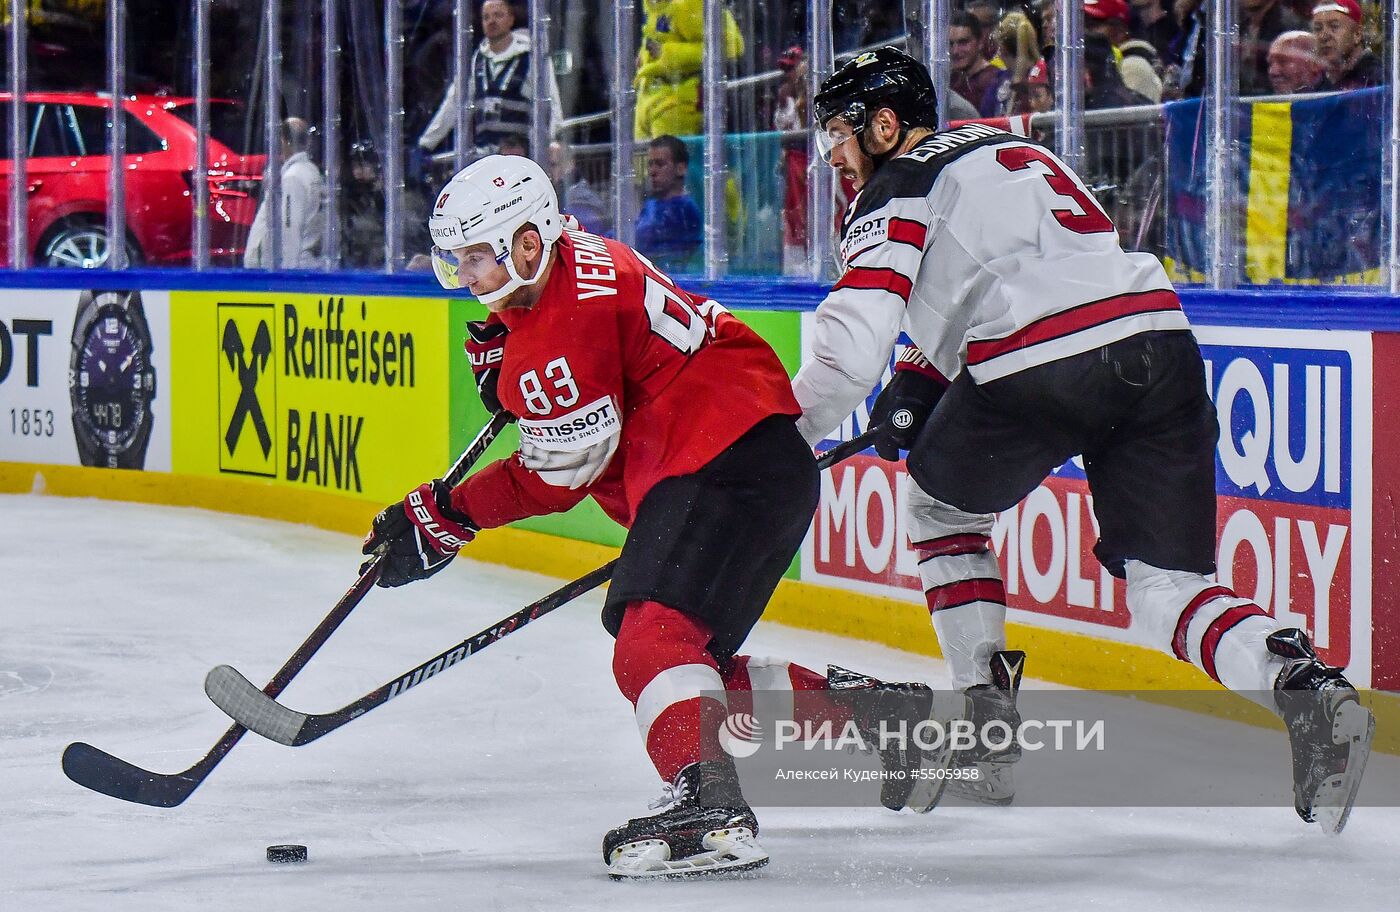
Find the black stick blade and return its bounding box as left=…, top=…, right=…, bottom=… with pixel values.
left=61, top=741, right=198, bottom=808
left=205, top=665, right=308, bottom=746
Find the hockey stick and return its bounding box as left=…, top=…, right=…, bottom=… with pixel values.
left=204, top=425, right=885, bottom=747
left=59, top=410, right=516, bottom=807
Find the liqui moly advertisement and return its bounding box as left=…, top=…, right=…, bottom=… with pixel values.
left=801, top=321, right=1373, bottom=685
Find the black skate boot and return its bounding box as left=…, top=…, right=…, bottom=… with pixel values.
left=1267, top=629, right=1375, bottom=834
left=945, top=650, right=1026, bottom=807
left=603, top=760, right=768, bottom=880
left=828, top=665, right=965, bottom=813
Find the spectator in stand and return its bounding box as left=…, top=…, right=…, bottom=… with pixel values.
left=634, top=0, right=744, bottom=139
left=774, top=46, right=809, bottom=276
left=1128, top=0, right=1183, bottom=66
left=1312, top=0, right=1383, bottom=90
left=417, top=0, right=561, bottom=161
left=1267, top=30, right=1327, bottom=93
left=548, top=140, right=611, bottom=236
left=1025, top=58, right=1055, bottom=113
left=950, top=11, right=1010, bottom=117
left=1085, top=31, right=1154, bottom=108
left=1085, top=0, right=1164, bottom=103
left=966, top=0, right=1007, bottom=65
left=244, top=118, right=325, bottom=269
left=1241, top=0, right=1309, bottom=95
left=635, top=135, right=702, bottom=273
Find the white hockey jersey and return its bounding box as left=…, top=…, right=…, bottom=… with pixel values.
left=792, top=123, right=1190, bottom=445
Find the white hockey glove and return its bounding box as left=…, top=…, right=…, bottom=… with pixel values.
left=520, top=432, right=619, bottom=489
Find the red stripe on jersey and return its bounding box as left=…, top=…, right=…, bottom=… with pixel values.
left=915, top=533, right=991, bottom=561
left=1200, top=603, right=1267, bottom=683
left=887, top=217, right=927, bottom=248
left=927, top=578, right=1006, bottom=612
left=1171, top=586, right=1235, bottom=661
left=834, top=266, right=914, bottom=302
left=966, top=289, right=1182, bottom=365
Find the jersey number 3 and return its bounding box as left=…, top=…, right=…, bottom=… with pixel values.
left=996, top=146, right=1114, bottom=235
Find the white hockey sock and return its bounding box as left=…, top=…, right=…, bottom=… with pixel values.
left=1125, top=560, right=1287, bottom=708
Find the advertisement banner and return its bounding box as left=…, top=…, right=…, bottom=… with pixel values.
left=169, top=292, right=451, bottom=504
left=0, top=289, right=172, bottom=471
left=801, top=319, right=1374, bottom=685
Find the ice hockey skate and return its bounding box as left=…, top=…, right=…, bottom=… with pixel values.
left=944, top=650, right=1026, bottom=806
left=1267, top=629, right=1375, bottom=834
left=828, top=664, right=967, bottom=812
left=603, top=760, right=768, bottom=880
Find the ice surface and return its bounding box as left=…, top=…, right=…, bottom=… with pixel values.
left=2, top=494, right=1396, bottom=910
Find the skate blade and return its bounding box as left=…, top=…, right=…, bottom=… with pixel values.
left=1311, top=701, right=1376, bottom=836
left=944, top=762, right=1016, bottom=807
left=905, top=692, right=973, bottom=813
left=607, top=828, right=769, bottom=880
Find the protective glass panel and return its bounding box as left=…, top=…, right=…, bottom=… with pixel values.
left=549, top=0, right=615, bottom=240
left=271, top=0, right=329, bottom=270
left=194, top=2, right=268, bottom=269
left=1254, top=0, right=1385, bottom=287
left=12, top=3, right=117, bottom=269
left=632, top=0, right=711, bottom=276
left=341, top=0, right=390, bottom=270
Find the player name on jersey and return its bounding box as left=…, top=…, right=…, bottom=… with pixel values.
left=570, top=230, right=619, bottom=299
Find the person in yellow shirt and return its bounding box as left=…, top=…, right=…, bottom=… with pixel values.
left=634, top=0, right=744, bottom=140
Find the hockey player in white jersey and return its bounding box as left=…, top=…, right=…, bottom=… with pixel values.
left=793, top=46, right=1374, bottom=830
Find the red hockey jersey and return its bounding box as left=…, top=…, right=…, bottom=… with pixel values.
left=454, top=229, right=800, bottom=528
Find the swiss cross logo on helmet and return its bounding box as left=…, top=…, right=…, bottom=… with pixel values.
left=493, top=176, right=506, bottom=187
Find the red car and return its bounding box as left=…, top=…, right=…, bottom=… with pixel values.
left=0, top=92, right=266, bottom=267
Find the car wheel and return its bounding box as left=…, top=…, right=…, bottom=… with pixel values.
left=39, top=219, right=142, bottom=269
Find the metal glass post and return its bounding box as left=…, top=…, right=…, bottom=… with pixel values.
left=611, top=0, right=638, bottom=246
left=384, top=0, right=404, bottom=271
left=264, top=0, right=284, bottom=270
left=1054, top=0, right=1085, bottom=175
left=529, top=0, right=551, bottom=162
left=323, top=0, right=341, bottom=269
left=453, top=0, right=471, bottom=173
left=107, top=0, right=127, bottom=270
left=701, top=0, right=726, bottom=279
left=8, top=0, right=27, bottom=269
left=1388, top=1, right=1400, bottom=293
left=807, top=0, right=834, bottom=281
left=1205, top=0, right=1238, bottom=289
left=922, top=0, right=952, bottom=129
left=193, top=0, right=210, bottom=270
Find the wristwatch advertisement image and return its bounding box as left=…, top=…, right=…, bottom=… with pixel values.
left=69, top=290, right=158, bottom=469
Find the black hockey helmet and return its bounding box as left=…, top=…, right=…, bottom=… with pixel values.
left=813, top=46, right=937, bottom=161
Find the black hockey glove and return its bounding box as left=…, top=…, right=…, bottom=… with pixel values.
left=867, top=347, right=948, bottom=461
left=463, top=318, right=511, bottom=416
left=361, top=479, right=480, bottom=587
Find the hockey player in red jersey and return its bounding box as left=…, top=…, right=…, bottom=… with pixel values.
left=360, top=155, right=952, bottom=879
left=794, top=47, right=1374, bottom=830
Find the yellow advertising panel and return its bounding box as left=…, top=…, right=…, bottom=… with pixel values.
left=170, top=292, right=450, bottom=503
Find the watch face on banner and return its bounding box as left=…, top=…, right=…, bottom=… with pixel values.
left=73, top=314, right=149, bottom=451
left=68, top=290, right=158, bottom=469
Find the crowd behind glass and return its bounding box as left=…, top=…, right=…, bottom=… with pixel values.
left=0, top=0, right=1390, bottom=285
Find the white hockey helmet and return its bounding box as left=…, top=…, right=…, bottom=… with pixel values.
left=427, top=155, right=564, bottom=305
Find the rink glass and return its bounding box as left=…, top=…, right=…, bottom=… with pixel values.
left=0, top=1, right=1392, bottom=288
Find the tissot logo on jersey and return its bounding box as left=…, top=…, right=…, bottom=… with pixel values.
left=840, top=216, right=886, bottom=263
left=518, top=396, right=619, bottom=451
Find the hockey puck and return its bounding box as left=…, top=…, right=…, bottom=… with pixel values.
left=266, top=844, right=308, bottom=864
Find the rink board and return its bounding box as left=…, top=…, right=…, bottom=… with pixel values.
left=2, top=283, right=1399, bottom=697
